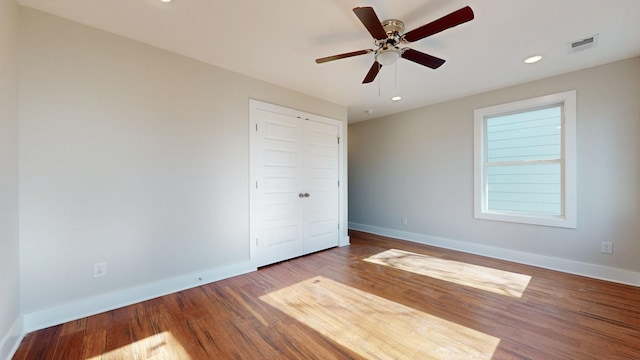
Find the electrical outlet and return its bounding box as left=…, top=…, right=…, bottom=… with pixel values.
left=600, top=242, right=613, bottom=254
left=94, top=262, right=107, bottom=277
left=402, top=217, right=408, bottom=226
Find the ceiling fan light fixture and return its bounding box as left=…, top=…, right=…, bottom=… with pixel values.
left=376, top=48, right=401, bottom=66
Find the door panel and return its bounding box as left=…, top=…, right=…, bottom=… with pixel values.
left=303, top=121, right=339, bottom=254
left=254, top=111, right=304, bottom=266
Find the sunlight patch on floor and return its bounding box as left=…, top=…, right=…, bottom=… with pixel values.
left=260, top=276, right=500, bottom=360
left=87, top=331, right=191, bottom=360
left=365, top=249, right=531, bottom=298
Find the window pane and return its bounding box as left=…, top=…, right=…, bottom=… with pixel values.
left=487, top=163, right=561, bottom=216
left=486, top=107, right=561, bottom=162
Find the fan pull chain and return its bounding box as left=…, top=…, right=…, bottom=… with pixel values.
left=377, top=62, right=382, bottom=97
left=390, top=62, right=402, bottom=102
left=394, top=61, right=398, bottom=95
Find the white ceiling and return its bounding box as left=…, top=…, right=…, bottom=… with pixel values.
left=18, top=0, right=640, bottom=123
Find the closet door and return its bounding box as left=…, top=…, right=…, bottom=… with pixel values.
left=303, top=121, right=340, bottom=254
left=252, top=110, right=305, bottom=266
left=250, top=102, right=341, bottom=267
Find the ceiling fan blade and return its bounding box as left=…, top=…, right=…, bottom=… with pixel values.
left=403, top=6, right=474, bottom=43
left=401, top=49, right=446, bottom=69
left=363, top=61, right=382, bottom=83
left=353, top=7, right=388, bottom=40
left=315, top=49, right=372, bottom=64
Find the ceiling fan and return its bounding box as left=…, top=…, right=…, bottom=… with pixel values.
left=316, top=6, right=474, bottom=84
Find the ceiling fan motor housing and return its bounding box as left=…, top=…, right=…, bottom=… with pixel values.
left=381, top=19, right=405, bottom=44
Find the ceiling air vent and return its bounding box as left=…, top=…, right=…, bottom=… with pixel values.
left=568, top=34, right=599, bottom=53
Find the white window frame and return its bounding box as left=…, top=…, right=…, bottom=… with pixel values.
left=473, top=90, right=577, bottom=228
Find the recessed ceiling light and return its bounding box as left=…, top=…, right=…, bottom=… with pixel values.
left=391, top=96, right=402, bottom=102
left=524, top=55, right=542, bottom=64
left=161, top=0, right=171, bottom=3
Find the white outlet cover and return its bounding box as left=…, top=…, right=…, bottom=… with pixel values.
left=600, top=242, right=613, bottom=254
left=94, top=262, right=107, bottom=277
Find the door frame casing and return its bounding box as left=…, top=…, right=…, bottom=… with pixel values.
left=249, top=99, right=349, bottom=267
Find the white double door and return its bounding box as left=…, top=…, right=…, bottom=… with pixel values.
left=250, top=103, right=340, bottom=267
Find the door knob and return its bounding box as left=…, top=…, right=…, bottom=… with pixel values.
left=304, top=193, right=310, bottom=198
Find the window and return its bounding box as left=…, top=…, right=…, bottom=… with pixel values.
left=474, top=90, right=576, bottom=228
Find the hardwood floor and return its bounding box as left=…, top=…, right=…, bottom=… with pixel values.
left=13, top=230, right=640, bottom=359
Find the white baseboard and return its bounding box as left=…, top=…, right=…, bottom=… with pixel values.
left=349, top=222, right=640, bottom=287
left=23, top=261, right=256, bottom=333
left=0, top=316, right=23, bottom=360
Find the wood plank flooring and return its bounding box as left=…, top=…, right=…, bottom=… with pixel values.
left=13, top=230, right=640, bottom=359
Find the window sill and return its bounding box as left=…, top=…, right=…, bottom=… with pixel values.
left=474, top=210, right=576, bottom=229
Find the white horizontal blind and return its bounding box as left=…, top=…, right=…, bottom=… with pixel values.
left=485, top=106, right=562, bottom=216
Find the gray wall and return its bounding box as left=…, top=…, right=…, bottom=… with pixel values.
left=0, top=0, right=21, bottom=357
left=19, top=7, right=346, bottom=318
left=349, top=57, right=640, bottom=276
